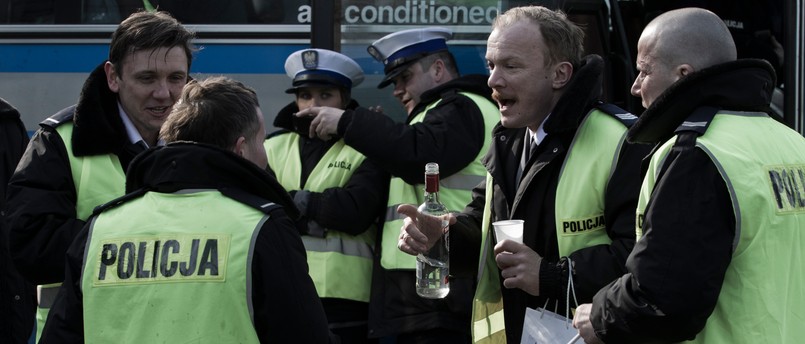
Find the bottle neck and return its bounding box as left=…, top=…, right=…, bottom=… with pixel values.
left=425, top=173, right=439, bottom=193
left=424, top=173, right=441, bottom=203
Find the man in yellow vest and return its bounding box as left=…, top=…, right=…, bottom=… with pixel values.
left=264, top=48, right=388, bottom=343
left=396, top=6, right=649, bottom=343
left=296, top=28, right=499, bottom=343
left=4, top=10, right=195, bottom=341
left=39, top=76, right=336, bottom=343
left=573, top=8, right=805, bottom=344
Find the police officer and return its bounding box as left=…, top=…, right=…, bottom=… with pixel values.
left=573, top=8, right=805, bottom=344
left=264, top=48, right=388, bottom=343
left=4, top=11, right=194, bottom=342
left=297, top=28, right=499, bottom=343
left=396, top=6, right=649, bottom=343
left=40, top=76, right=336, bottom=343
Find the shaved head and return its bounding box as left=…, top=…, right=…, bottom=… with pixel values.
left=642, top=8, right=736, bottom=71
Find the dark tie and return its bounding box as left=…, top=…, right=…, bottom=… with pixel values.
left=516, top=137, right=536, bottom=187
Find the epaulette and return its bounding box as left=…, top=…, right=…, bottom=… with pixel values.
left=595, top=102, right=638, bottom=127
left=673, top=106, right=719, bottom=137
left=219, top=188, right=283, bottom=215
left=39, top=105, right=76, bottom=128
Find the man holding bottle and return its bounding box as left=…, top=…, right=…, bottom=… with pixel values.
left=397, top=6, right=649, bottom=343
left=296, top=28, right=499, bottom=343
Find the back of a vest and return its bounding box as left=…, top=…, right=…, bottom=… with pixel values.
left=80, top=190, right=262, bottom=343
left=643, top=111, right=805, bottom=344
left=688, top=112, right=805, bottom=344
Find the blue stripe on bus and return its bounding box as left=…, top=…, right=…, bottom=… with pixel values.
left=0, top=43, right=488, bottom=75
left=0, top=44, right=305, bottom=74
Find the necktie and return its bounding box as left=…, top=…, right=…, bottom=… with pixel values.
left=516, top=137, right=536, bottom=187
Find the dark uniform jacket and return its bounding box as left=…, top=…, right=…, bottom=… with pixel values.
left=450, top=55, right=650, bottom=343
left=0, top=98, right=35, bottom=344
left=39, top=143, right=332, bottom=343
left=266, top=100, right=389, bottom=325
left=589, top=59, right=775, bottom=343
left=5, top=63, right=146, bottom=284
left=336, top=74, right=493, bottom=337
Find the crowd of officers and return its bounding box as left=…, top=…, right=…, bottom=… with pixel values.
left=0, top=4, right=803, bottom=344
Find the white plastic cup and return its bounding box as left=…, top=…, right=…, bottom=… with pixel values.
left=492, top=219, right=524, bottom=244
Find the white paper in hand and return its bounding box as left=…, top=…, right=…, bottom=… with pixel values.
left=520, top=307, right=586, bottom=344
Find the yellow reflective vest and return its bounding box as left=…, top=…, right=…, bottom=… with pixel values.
left=472, top=108, right=631, bottom=343
left=264, top=133, right=375, bottom=302
left=33, top=123, right=126, bottom=342
left=81, top=190, right=263, bottom=343
left=638, top=111, right=805, bottom=344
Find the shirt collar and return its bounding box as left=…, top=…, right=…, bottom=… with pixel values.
left=117, top=103, right=164, bottom=148
left=528, top=113, right=550, bottom=146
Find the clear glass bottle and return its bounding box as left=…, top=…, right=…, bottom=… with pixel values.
left=415, top=162, right=450, bottom=299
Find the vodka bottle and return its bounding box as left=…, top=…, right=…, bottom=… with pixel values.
left=415, top=162, right=450, bottom=298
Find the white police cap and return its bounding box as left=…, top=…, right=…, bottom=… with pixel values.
left=367, top=27, right=452, bottom=88
left=284, top=48, right=364, bottom=93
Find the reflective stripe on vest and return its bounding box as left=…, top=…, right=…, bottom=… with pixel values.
left=639, top=112, right=805, bottom=344
left=264, top=134, right=375, bottom=302
left=380, top=92, right=499, bottom=270
left=81, top=190, right=262, bottom=343
left=472, top=109, right=628, bottom=342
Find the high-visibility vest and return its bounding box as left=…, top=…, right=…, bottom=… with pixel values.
left=638, top=111, right=805, bottom=344
left=81, top=190, right=265, bottom=343
left=472, top=108, right=631, bottom=343
left=264, top=134, right=375, bottom=302
left=380, top=92, right=499, bottom=270
left=33, top=123, right=126, bottom=342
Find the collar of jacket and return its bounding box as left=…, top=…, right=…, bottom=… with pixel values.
left=71, top=63, right=130, bottom=157
left=409, top=74, right=494, bottom=119
left=126, top=142, right=300, bottom=219
left=627, top=59, right=776, bottom=144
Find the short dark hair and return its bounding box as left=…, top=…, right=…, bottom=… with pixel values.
left=417, top=51, right=460, bottom=78
left=108, top=11, right=196, bottom=74
left=160, top=76, right=261, bottom=150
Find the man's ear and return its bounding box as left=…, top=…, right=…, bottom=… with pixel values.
left=234, top=136, right=247, bottom=157
left=104, top=61, right=120, bottom=93
left=552, top=61, right=573, bottom=89
left=431, top=59, right=447, bottom=83
left=678, top=63, right=695, bottom=77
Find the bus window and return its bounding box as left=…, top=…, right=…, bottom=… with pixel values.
left=0, top=0, right=310, bottom=24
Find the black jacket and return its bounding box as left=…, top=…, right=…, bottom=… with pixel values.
left=0, top=98, right=36, bottom=344
left=450, top=55, right=649, bottom=343
left=5, top=63, right=145, bottom=284
left=39, top=143, right=331, bottom=343
left=589, top=60, right=775, bottom=343
left=336, top=74, right=494, bottom=337
left=266, top=100, right=389, bottom=325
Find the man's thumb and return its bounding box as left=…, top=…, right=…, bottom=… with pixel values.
left=396, top=204, right=419, bottom=219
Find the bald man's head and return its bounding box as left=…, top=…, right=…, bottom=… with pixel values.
left=642, top=8, right=736, bottom=71
left=631, top=8, right=737, bottom=108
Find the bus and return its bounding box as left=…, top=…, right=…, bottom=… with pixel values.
left=0, top=0, right=803, bottom=136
